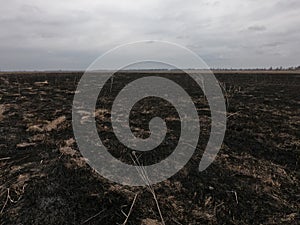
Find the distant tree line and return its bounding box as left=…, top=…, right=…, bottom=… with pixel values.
left=211, top=66, right=300, bottom=71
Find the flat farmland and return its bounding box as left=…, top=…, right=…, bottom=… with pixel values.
left=0, top=71, right=299, bottom=224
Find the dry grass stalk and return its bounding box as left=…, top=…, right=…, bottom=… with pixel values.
left=81, top=209, right=106, bottom=224
left=44, top=116, right=66, bottom=132
left=0, top=188, right=10, bottom=214
left=122, top=193, right=138, bottom=225
left=131, top=152, right=165, bottom=225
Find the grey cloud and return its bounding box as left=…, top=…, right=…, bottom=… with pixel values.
left=0, top=0, right=299, bottom=70
left=262, top=42, right=283, bottom=47
left=247, top=25, right=267, bottom=32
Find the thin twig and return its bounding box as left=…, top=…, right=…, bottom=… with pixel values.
left=151, top=189, right=165, bottom=225
left=122, top=193, right=138, bottom=225
left=7, top=192, right=22, bottom=203
left=81, top=209, right=106, bottom=224
left=0, top=188, right=10, bottom=214
left=0, top=157, right=11, bottom=161
left=233, top=191, right=238, bottom=204
left=131, top=152, right=166, bottom=225
left=226, top=111, right=242, bottom=119
left=214, top=202, right=224, bottom=216
left=110, top=76, right=114, bottom=93
left=226, top=191, right=238, bottom=204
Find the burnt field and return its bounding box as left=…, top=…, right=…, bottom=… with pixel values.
left=0, top=71, right=299, bottom=225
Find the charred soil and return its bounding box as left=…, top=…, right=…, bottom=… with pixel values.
left=0, top=72, right=299, bottom=224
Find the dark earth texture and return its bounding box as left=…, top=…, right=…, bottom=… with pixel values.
left=0, top=71, right=299, bottom=225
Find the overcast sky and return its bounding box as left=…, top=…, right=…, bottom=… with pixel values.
left=0, top=0, right=299, bottom=70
